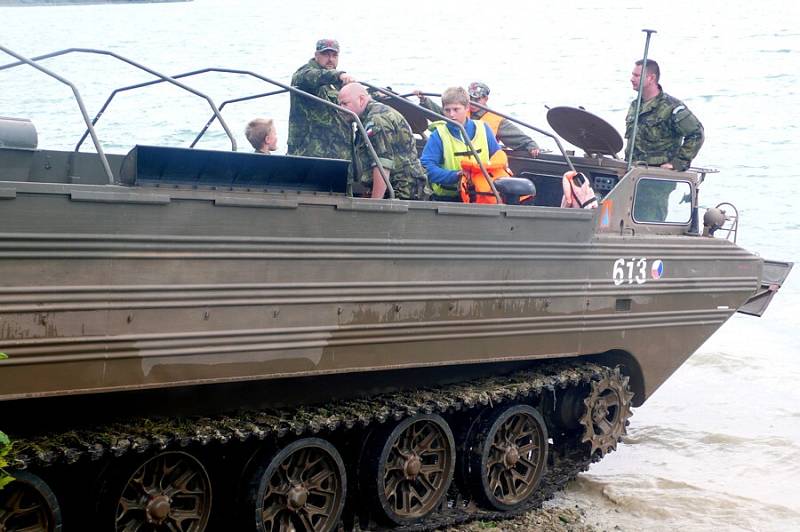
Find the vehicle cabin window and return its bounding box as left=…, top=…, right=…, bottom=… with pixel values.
left=633, top=178, right=692, bottom=224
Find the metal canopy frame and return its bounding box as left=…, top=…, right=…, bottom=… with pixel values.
left=0, top=45, right=115, bottom=183
left=1, top=46, right=590, bottom=200
left=0, top=46, right=395, bottom=198
left=0, top=47, right=237, bottom=151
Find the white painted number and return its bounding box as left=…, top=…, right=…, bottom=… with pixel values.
left=636, top=258, right=647, bottom=284
left=612, top=257, right=650, bottom=285
left=612, top=258, right=626, bottom=286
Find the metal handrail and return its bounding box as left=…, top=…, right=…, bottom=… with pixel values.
left=0, top=48, right=237, bottom=152
left=363, top=84, right=502, bottom=203
left=68, top=64, right=392, bottom=197
left=0, top=44, right=115, bottom=184
left=409, top=91, right=576, bottom=173
left=0, top=49, right=394, bottom=198
left=91, top=66, right=392, bottom=199
left=72, top=68, right=287, bottom=152
left=70, top=69, right=283, bottom=152
left=190, top=88, right=288, bottom=148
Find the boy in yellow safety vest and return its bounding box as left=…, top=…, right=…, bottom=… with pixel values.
left=419, top=87, right=503, bottom=202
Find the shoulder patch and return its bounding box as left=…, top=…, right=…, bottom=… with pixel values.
left=672, top=105, right=686, bottom=115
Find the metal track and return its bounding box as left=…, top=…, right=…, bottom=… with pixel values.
left=6, top=361, right=614, bottom=530
left=357, top=442, right=595, bottom=532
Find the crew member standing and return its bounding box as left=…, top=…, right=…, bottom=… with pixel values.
left=288, top=38, right=355, bottom=159
left=626, top=59, right=704, bottom=221
left=625, top=59, right=704, bottom=171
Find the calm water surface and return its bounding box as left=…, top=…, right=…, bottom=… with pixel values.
left=2, top=1, right=799, bottom=530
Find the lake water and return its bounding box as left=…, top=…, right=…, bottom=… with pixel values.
left=1, top=1, right=799, bottom=530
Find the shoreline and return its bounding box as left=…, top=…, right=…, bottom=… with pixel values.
left=444, top=498, right=598, bottom=532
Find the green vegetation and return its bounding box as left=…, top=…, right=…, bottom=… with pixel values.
left=0, top=430, right=14, bottom=490
left=0, top=352, right=7, bottom=360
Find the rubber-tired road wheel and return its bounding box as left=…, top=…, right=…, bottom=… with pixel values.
left=243, top=437, right=346, bottom=532
left=105, top=450, right=212, bottom=532
left=0, top=469, right=62, bottom=532
left=361, top=413, right=455, bottom=526
left=464, top=403, right=548, bottom=511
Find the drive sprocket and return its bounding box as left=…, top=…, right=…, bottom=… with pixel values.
left=579, top=367, right=634, bottom=457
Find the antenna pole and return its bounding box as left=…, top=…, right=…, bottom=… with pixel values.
left=627, top=29, right=657, bottom=170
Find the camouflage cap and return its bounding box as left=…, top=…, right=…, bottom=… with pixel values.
left=468, top=81, right=490, bottom=99
left=315, top=39, right=340, bottom=53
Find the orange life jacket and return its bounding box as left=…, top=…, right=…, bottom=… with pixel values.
left=560, top=171, right=598, bottom=209
left=459, top=150, right=511, bottom=204
left=478, top=111, right=503, bottom=136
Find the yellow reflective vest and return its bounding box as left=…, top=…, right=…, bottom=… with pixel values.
left=431, top=120, right=490, bottom=197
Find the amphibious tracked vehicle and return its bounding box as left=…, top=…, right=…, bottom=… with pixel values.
left=0, top=45, right=791, bottom=531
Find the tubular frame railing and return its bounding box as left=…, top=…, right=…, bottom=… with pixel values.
left=0, top=47, right=395, bottom=197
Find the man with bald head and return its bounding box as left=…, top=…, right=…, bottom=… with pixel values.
left=338, top=83, right=428, bottom=200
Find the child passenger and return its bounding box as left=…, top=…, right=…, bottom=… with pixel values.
left=245, top=118, right=278, bottom=154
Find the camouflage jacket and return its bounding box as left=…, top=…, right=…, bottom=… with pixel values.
left=287, top=59, right=351, bottom=159
left=350, top=101, right=429, bottom=200
left=625, top=88, right=704, bottom=171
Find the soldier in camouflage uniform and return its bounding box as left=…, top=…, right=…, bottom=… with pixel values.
left=287, top=39, right=354, bottom=159
left=338, top=83, right=429, bottom=200
left=625, top=59, right=704, bottom=221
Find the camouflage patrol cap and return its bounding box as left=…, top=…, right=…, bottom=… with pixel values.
left=468, top=81, right=490, bottom=99
left=316, top=39, right=340, bottom=53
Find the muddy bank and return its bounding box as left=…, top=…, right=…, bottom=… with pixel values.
left=444, top=498, right=605, bottom=532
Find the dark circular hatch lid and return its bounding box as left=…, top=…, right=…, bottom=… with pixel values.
left=546, top=106, right=623, bottom=156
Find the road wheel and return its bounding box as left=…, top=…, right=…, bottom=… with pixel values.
left=464, top=404, right=548, bottom=511
left=102, top=450, right=212, bottom=531
left=0, top=469, right=62, bottom=532
left=361, top=414, right=455, bottom=526
left=242, top=438, right=346, bottom=532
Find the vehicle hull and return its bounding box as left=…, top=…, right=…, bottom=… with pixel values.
left=0, top=179, right=761, bottom=406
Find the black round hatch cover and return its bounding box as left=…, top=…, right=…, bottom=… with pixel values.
left=546, top=106, right=623, bottom=156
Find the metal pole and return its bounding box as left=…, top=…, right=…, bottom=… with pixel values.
left=627, top=28, right=657, bottom=171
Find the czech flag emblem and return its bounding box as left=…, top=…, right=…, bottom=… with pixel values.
left=651, top=259, right=664, bottom=280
